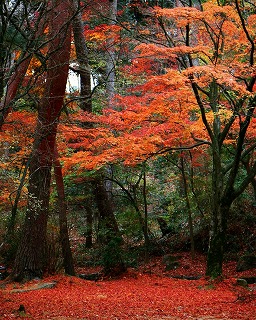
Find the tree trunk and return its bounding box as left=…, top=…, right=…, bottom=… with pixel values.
left=206, top=202, right=229, bottom=278
left=92, top=176, right=120, bottom=239
left=106, top=0, right=117, bottom=106
left=53, top=147, right=75, bottom=276
left=92, top=176, right=125, bottom=276
left=12, top=156, right=52, bottom=281
left=12, top=0, right=72, bottom=281
left=0, top=54, right=32, bottom=128
left=72, top=1, right=92, bottom=113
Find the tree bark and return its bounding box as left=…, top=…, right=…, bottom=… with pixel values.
left=93, top=176, right=125, bottom=276
left=106, top=0, right=117, bottom=106
left=72, top=1, right=92, bottom=113
left=206, top=202, right=229, bottom=277
left=53, top=146, right=75, bottom=276
left=12, top=0, right=72, bottom=281
left=92, top=176, right=120, bottom=240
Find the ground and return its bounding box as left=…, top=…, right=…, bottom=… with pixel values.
left=0, top=252, right=255, bottom=319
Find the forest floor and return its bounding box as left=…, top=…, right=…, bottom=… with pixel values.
left=0, top=252, right=255, bottom=319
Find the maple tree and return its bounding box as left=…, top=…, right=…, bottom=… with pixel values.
left=0, top=0, right=255, bottom=285
left=62, top=0, right=256, bottom=278
left=72, top=0, right=127, bottom=276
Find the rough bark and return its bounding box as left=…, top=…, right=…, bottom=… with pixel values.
left=72, top=1, right=92, bottom=113
left=106, top=0, right=117, bottom=106
left=12, top=0, right=72, bottom=281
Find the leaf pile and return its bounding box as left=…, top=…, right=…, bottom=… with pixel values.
left=1, top=254, right=255, bottom=319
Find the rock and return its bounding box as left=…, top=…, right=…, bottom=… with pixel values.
left=79, top=273, right=102, bottom=281
left=238, top=277, right=256, bottom=284
left=11, top=282, right=57, bottom=293
left=36, top=282, right=57, bottom=289
left=236, top=254, right=256, bottom=272
left=236, top=278, right=248, bottom=287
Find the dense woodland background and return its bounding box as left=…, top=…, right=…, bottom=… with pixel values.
left=0, top=0, right=255, bottom=282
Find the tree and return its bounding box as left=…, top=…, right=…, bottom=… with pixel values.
left=71, top=0, right=126, bottom=275
left=0, top=0, right=48, bottom=128
left=62, top=1, right=256, bottom=277
left=12, top=0, right=72, bottom=281
left=53, top=146, right=75, bottom=275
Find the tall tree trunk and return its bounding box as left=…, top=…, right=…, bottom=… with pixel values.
left=106, top=0, right=117, bottom=106
left=104, top=0, right=118, bottom=197
left=206, top=81, right=225, bottom=278
left=93, top=176, right=125, bottom=276
left=12, top=0, right=72, bottom=281
left=53, top=146, right=75, bottom=276
left=92, top=176, right=120, bottom=240
left=72, top=1, right=120, bottom=232
left=72, top=1, right=92, bottom=113
left=72, top=2, right=124, bottom=275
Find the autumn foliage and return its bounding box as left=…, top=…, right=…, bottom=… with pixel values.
left=1, top=253, right=256, bottom=319
left=0, top=0, right=255, bottom=292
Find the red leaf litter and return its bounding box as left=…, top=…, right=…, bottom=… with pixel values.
left=0, top=253, right=255, bottom=319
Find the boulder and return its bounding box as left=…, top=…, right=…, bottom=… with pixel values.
left=236, top=278, right=248, bottom=287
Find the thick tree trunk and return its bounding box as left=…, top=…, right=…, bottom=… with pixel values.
left=206, top=202, right=229, bottom=278
left=12, top=0, right=72, bottom=281
left=92, top=177, right=120, bottom=239
left=13, top=156, right=52, bottom=281
left=54, top=147, right=75, bottom=276
left=92, top=176, right=125, bottom=276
